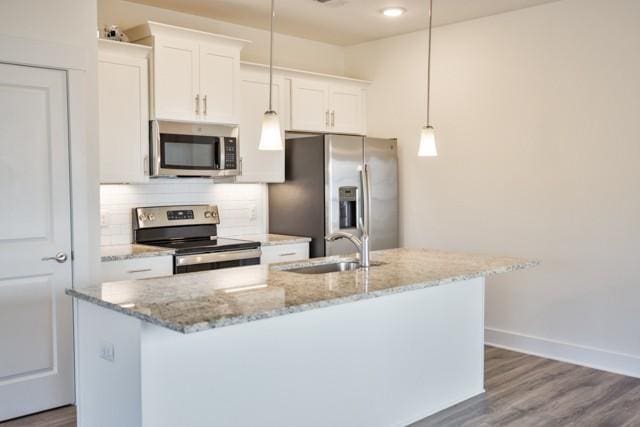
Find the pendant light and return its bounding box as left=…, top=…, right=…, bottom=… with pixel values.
left=259, top=0, right=283, bottom=151
left=418, top=0, right=437, bottom=157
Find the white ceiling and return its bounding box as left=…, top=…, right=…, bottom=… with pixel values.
left=126, top=0, right=562, bottom=46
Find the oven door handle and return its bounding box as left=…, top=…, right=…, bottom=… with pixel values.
left=175, top=249, right=262, bottom=266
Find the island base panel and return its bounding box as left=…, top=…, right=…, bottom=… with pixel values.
left=77, top=278, right=485, bottom=427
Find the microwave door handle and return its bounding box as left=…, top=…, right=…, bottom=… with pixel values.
left=218, top=138, right=225, bottom=170
left=152, top=120, right=161, bottom=176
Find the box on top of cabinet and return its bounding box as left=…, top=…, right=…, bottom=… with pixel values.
left=126, top=21, right=251, bottom=126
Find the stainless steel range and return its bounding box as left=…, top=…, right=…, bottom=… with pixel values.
left=132, top=204, right=261, bottom=274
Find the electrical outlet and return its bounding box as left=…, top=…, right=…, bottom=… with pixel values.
left=100, top=212, right=109, bottom=228
left=99, top=341, right=115, bottom=362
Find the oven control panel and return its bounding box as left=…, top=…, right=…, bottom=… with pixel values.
left=134, top=205, right=220, bottom=229
left=167, top=210, right=195, bottom=221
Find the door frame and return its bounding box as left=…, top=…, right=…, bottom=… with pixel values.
left=0, top=34, right=101, bottom=412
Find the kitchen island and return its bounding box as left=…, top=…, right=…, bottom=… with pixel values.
left=68, top=248, right=537, bottom=427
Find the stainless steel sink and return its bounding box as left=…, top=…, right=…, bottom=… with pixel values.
left=285, top=261, right=361, bottom=274
left=283, top=260, right=384, bottom=275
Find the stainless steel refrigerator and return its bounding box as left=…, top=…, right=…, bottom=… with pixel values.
left=269, top=134, right=398, bottom=258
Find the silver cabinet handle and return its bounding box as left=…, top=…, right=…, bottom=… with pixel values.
left=203, top=95, right=207, bottom=115
left=195, top=94, right=200, bottom=114
left=279, top=252, right=297, bottom=257
left=325, top=110, right=330, bottom=128
left=42, top=252, right=68, bottom=263
left=331, top=110, right=335, bottom=127
left=127, top=268, right=152, bottom=274
left=143, top=155, right=149, bottom=175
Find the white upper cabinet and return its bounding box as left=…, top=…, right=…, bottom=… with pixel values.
left=199, top=45, right=240, bottom=124
left=98, top=40, right=151, bottom=184
left=237, top=65, right=286, bottom=183
left=290, top=76, right=367, bottom=135
left=329, top=84, right=365, bottom=134
left=153, top=37, right=199, bottom=122
left=291, top=78, right=330, bottom=132
left=127, top=22, right=249, bottom=125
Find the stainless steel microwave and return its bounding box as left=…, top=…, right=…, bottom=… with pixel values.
left=150, top=120, right=239, bottom=178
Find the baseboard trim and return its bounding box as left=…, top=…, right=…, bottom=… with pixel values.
left=485, top=328, right=640, bottom=379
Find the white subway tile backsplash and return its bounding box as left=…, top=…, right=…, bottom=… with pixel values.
left=100, top=181, right=268, bottom=245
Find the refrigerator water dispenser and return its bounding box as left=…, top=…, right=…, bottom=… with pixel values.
left=339, top=186, right=358, bottom=229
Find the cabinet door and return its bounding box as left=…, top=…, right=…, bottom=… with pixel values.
left=153, top=37, right=199, bottom=121
left=98, top=52, right=149, bottom=183
left=237, top=68, right=285, bottom=183
left=290, top=78, right=329, bottom=132
left=101, top=256, right=173, bottom=283
left=329, top=84, right=365, bottom=135
left=260, top=243, right=309, bottom=264
left=199, top=44, right=240, bottom=124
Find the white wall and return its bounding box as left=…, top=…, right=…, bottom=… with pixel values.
left=345, top=0, right=640, bottom=377
left=100, top=183, right=268, bottom=245
left=98, top=0, right=346, bottom=75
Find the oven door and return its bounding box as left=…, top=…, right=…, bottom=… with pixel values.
left=174, top=248, right=262, bottom=274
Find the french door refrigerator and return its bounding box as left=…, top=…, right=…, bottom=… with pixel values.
left=269, top=134, right=398, bottom=258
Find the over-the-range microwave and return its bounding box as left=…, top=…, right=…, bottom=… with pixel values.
left=150, top=120, right=239, bottom=178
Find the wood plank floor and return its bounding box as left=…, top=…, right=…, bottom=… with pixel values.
left=2, top=347, right=639, bottom=426
left=0, top=406, right=75, bottom=427
left=413, top=346, right=640, bottom=426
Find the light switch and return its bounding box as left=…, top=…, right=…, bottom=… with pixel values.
left=99, top=341, right=115, bottom=362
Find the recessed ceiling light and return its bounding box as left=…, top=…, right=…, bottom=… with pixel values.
left=381, top=7, right=406, bottom=17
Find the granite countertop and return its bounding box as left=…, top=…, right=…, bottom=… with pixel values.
left=232, top=233, right=312, bottom=247
left=69, top=248, right=538, bottom=334
left=101, top=244, right=175, bottom=262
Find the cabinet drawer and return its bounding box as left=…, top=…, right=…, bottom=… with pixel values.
left=260, top=243, right=309, bottom=264
left=101, top=255, right=174, bottom=282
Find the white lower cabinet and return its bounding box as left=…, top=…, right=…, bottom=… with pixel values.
left=101, top=256, right=174, bottom=283
left=260, top=243, right=310, bottom=264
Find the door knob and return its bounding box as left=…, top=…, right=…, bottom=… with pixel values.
left=42, top=252, right=68, bottom=263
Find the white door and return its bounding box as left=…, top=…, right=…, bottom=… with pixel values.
left=199, top=44, right=239, bottom=124
left=237, top=68, right=285, bottom=183
left=0, top=64, right=74, bottom=421
left=153, top=37, right=199, bottom=122
left=329, top=84, right=364, bottom=135
left=290, top=78, right=329, bottom=132
left=98, top=44, right=150, bottom=183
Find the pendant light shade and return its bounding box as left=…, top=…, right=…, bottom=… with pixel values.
left=419, top=0, right=438, bottom=157
left=259, top=110, right=283, bottom=150
left=418, top=125, right=437, bottom=157
left=258, top=0, right=283, bottom=151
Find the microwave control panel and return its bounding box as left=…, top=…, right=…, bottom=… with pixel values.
left=224, top=137, right=237, bottom=169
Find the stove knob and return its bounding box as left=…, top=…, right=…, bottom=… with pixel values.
left=147, top=213, right=155, bottom=221
left=204, top=211, right=212, bottom=218
left=138, top=214, right=145, bottom=222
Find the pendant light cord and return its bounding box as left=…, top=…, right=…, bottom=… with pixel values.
left=269, top=0, right=275, bottom=112
left=426, top=0, right=433, bottom=126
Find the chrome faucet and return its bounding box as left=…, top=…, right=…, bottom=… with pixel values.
left=325, top=164, right=371, bottom=268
